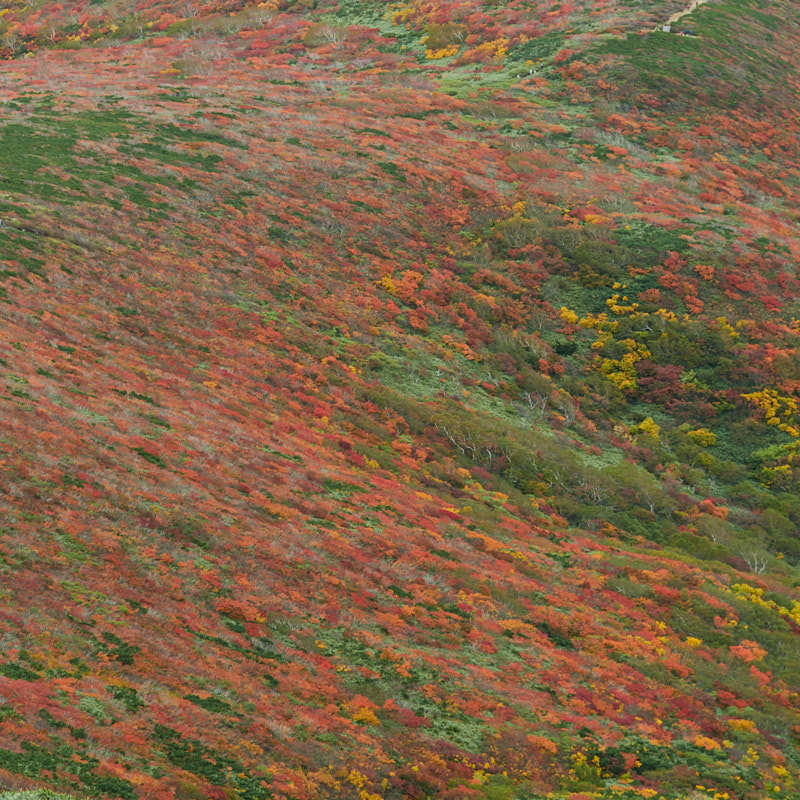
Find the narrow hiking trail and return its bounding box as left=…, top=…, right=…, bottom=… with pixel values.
left=665, top=0, right=712, bottom=27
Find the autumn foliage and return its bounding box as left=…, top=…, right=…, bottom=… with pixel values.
left=0, top=0, right=799, bottom=799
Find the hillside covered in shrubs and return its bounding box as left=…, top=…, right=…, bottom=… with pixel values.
left=0, top=0, right=800, bottom=798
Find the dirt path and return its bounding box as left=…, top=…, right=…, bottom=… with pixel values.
left=664, top=0, right=711, bottom=27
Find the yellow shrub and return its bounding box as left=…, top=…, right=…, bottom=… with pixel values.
left=728, top=718, right=758, bottom=734
left=426, top=44, right=459, bottom=59
left=560, top=306, right=579, bottom=324
left=687, top=427, right=716, bottom=446
left=694, top=735, right=721, bottom=751
left=637, top=417, right=661, bottom=442
left=351, top=707, right=380, bottom=726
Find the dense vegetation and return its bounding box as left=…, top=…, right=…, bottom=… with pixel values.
left=0, top=0, right=799, bottom=798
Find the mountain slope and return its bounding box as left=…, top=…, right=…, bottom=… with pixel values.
left=0, top=1, right=799, bottom=799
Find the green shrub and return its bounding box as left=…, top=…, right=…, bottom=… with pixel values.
left=668, top=531, right=729, bottom=563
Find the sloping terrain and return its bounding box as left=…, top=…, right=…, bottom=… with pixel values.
left=0, top=1, right=799, bottom=799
